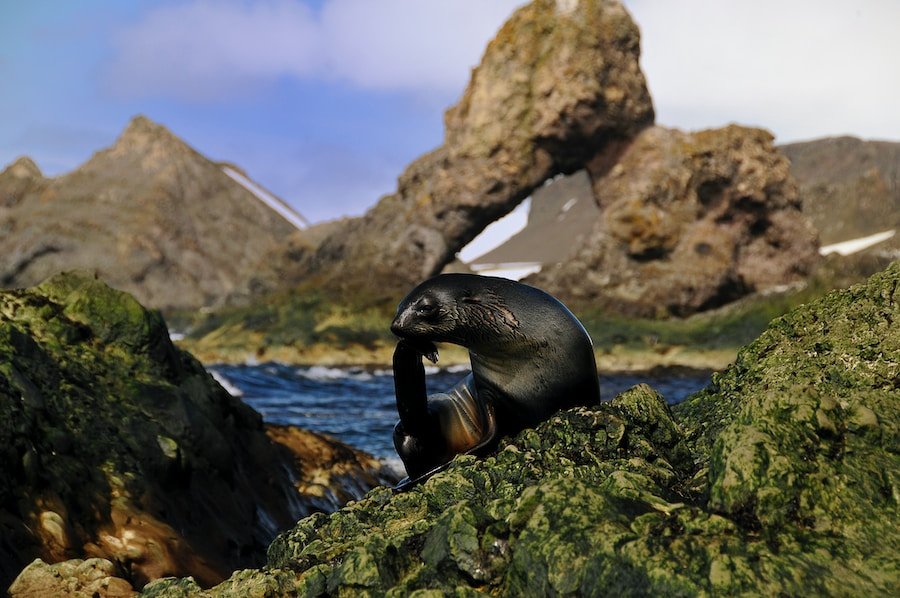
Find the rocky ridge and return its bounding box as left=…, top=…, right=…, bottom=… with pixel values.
left=94, top=259, right=898, bottom=596
left=0, top=272, right=394, bottom=592
left=0, top=116, right=302, bottom=310
left=781, top=136, right=900, bottom=247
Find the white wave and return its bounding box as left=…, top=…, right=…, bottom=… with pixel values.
left=443, top=364, right=471, bottom=374
left=381, top=456, right=407, bottom=478
left=209, top=369, right=244, bottom=397
left=168, top=331, right=185, bottom=341
left=296, top=366, right=374, bottom=382
left=376, top=364, right=470, bottom=376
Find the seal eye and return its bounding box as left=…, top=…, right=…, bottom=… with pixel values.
left=416, top=299, right=437, bottom=316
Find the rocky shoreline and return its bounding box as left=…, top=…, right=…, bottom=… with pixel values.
left=8, top=261, right=896, bottom=596
left=177, top=339, right=734, bottom=374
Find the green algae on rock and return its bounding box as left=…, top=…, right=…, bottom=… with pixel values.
left=0, top=272, right=392, bottom=592
left=144, top=261, right=899, bottom=596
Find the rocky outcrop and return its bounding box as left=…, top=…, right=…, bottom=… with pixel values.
left=137, top=260, right=898, bottom=596
left=0, top=116, right=303, bottom=310
left=0, top=272, right=393, bottom=591
left=780, top=136, right=900, bottom=245
left=299, top=0, right=654, bottom=290
left=9, top=558, right=135, bottom=598
left=530, top=125, right=820, bottom=316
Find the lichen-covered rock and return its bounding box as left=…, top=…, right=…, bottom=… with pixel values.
left=531, top=125, right=820, bottom=316
left=147, top=261, right=898, bottom=596
left=8, top=558, right=135, bottom=598
left=680, top=258, right=899, bottom=540
left=0, top=272, right=393, bottom=591
left=300, top=0, right=654, bottom=290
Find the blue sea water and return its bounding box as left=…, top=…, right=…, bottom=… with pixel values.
left=207, top=363, right=710, bottom=459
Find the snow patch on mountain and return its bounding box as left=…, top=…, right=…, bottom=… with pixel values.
left=222, top=166, right=308, bottom=230
left=819, top=229, right=896, bottom=256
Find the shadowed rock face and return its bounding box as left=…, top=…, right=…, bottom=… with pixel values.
left=134, top=260, right=899, bottom=597
left=530, top=125, right=820, bottom=316
left=0, top=272, right=394, bottom=592
left=301, top=0, right=654, bottom=291
left=0, top=116, right=299, bottom=310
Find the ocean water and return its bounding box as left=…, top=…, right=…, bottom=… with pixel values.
left=208, top=363, right=710, bottom=459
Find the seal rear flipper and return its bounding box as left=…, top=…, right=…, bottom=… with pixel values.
left=392, top=400, right=497, bottom=493
left=392, top=459, right=456, bottom=492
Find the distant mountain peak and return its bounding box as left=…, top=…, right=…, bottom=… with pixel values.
left=110, top=114, right=192, bottom=157
left=1, top=156, right=43, bottom=180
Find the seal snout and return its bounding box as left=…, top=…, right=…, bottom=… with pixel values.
left=391, top=308, right=439, bottom=364
left=390, top=312, right=410, bottom=338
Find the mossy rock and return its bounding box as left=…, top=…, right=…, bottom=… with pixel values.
left=0, top=272, right=347, bottom=590
left=146, top=261, right=899, bottom=596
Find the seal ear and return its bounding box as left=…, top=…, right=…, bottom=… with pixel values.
left=460, top=290, right=483, bottom=304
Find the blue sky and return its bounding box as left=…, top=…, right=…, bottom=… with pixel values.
left=2, top=0, right=899, bottom=224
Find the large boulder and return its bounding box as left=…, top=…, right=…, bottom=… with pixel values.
left=300, top=0, right=654, bottom=291
left=142, top=261, right=898, bottom=596
left=531, top=125, right=820, bottom=316
left=0, top=272, right=393, bottom=591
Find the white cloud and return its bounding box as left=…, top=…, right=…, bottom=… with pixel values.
left=624, top=0, right=900, bottom=142
left=106, top=0, right=526, bottom=101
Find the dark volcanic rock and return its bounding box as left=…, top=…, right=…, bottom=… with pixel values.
left=530, top=125, right=820, bottom=316
left=136, top=260, right=900, bottom=596
left=0, top=116, right=302, bottom=310
left=301, top=0, right=654, bottom=291
left=0, top=272, right=393, bottom=591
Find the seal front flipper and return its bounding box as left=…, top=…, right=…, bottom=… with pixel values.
left=392, top=341, right=447, bottom=483
left=392, top=340, right=428, bottom=432
left=392, top=459, right=455, bottom=492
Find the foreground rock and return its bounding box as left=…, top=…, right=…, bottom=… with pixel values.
left=298, top=0, right=653, bottom=291
left=0, top=116, right=303, bottom=310
left=141, top=260, right=898, bottom=596
left=0, top=272, right=393, bottom=592
left=531, top=125, right=820, bottom=316
left=9, top=558, right=135, bottom=598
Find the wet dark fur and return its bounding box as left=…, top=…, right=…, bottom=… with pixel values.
left=390, top=274, right=601, bottom=487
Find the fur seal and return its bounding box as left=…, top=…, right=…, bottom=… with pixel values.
left=390, top=273, right=601, bottom=490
